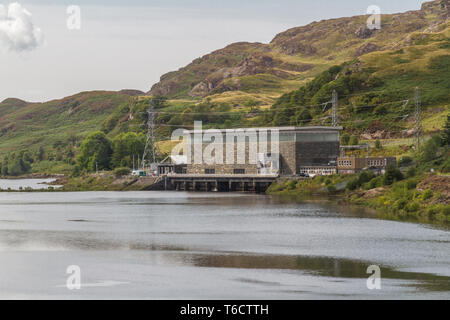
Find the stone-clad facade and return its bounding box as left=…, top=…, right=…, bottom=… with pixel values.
left=184, top=126, right=342, bottom=176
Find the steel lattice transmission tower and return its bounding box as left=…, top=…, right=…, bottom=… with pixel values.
left=332, top=90, right=339, bottom=127
left=141, top=99, right=157, bottom=169
left=414, top=87, right=422, bottom=151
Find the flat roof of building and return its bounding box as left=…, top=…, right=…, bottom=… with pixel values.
left=185, top=126, right=343, bottom=134
left=338, top=156, right=397, bottom=159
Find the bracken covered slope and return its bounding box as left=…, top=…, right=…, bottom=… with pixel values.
left=148, top=0, right=449, bottom=102
left=0, top=90, right=143, bottom=154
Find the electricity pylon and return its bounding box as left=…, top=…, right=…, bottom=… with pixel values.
left=332, top=90, right=339, bottom=127
left=141, top=99, right=157, bottom=169
left=414, top=87, right=422, bottom=150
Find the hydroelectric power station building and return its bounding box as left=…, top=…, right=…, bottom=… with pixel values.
left=183, top=126, right=342, bottom=176
left=166, top=126, right=342, bottom=191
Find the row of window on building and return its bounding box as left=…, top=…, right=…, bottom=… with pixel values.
left=299, top=167, right=337, bottom=176
left=158, top=156, right=396, bottom=177
left=367, top=159, right=387, bottom=167
left=204, top=168, right=246, bottom=175
left=338, top=160, right=353, bottom=167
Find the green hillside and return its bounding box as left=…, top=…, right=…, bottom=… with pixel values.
left=148, top=0, right=449, bottom=107
left=268, top=30, right=450, bottom=133
left=146, top=23, right=449, bottom=138
left=0, top=90, right=143, bottom=174
left=0, top=0, right=448, bottom=176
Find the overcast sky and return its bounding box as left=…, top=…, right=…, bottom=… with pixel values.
left=0, top=0, right=427, bottom=102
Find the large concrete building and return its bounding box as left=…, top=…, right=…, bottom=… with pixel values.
left=183, top=126, right=342, bottom=176
left=337, top=156, right=397, bottom=174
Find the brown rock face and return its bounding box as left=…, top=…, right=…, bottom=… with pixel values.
left=188, top=54, right=304, bottom=97
left=417, top=175, right=450, bottom=204
left=361, top=187, right=386, bottom=198
left=151, top=81, right=181, bottom=97
left=148, top=0, right=448, bottom=98
left=277, top=39, right=317, bottom=56
left=118, top=89, right=145, bottom=96
left=149, top=42, right=264, bottom=97
left=354, top=43, right=379, bottom=56
left=355, top=26, right=376, bottom=39
left=422, top=0, right=449, bottom=19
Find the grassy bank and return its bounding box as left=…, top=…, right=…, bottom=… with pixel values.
left=54, top=174, right=162, bottom=192
left=268, top=128, right=450, bottom=224
left=267, top=173, right=450, bottom=224
left=348, top=174, right=449, bottom=223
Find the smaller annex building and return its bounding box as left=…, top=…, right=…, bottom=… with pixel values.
left=337, top=157, right=397, bottom=175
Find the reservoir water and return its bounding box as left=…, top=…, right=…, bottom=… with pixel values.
left=0, top=191, right=448, bottom=299
left=0, top=179, right=59, bottom=191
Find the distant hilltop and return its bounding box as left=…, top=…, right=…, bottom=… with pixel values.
left=148, top=0, right=449, bottom=99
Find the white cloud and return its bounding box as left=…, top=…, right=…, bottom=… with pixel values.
left=0, top=2, right=44, bottom=52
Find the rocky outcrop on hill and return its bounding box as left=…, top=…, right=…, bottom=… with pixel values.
left=417, top=175, right=450, bottom=205
left=188, top=53, right=313, bottom=97
left=148, top=0, right=448, bottom=99
left=355, top=26, right=376, bottom=39
left=354, top=43, right=379, bottom=56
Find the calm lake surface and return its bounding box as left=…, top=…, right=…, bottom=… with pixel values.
left=0, top=179, right=59, bottom=191
left=0, top=191, right=448, bottom=299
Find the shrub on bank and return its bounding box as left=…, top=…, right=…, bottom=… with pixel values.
left=367, top=176, right=383, bottom=189
left=383, top=164, right=404, bottom=186
left=394, top=198, right=408, bottom=211
left=266, top=167, right=449, bottom=225
left=399, top=156, right=413, bottom=167
left=286, top=180, right=297, bottom=190
left=266, top=181, right=286, bottom=193
left=406, top=167, right=417, bottom=178
left=347, top=178, right=360, bottom=191
left=346, top=171, right=376, bottom=191
left=327, top=185, right=337, bottom=195
left=405, top=201, right=420, bottom=213
left=405, top=179, right=418, bottom=190
left=422, top=189, right=434, bottom=201
left=114, top=167, right=131, bottom=177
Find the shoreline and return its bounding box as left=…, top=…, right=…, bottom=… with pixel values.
left=267, top=176, right=450, bottom=226
left=0, top=174, right=64, bottom=180
left=1, top=175, right=449, bottom=227
left=0, top=176, right=448, bottom=228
